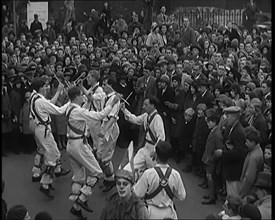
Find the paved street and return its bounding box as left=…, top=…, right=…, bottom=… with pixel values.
left=2, top=146, right=223, bottom=219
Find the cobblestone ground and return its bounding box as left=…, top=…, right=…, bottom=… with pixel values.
left=2, top=147, right=223, bottom=219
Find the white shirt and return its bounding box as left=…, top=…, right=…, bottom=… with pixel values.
left=123, top=108, right=165, bottom=146
left=134, top=163, right=186, bottom=208
left=66, top=102, right=112, bottom=138
left=30, top=91, right=70, bottom=124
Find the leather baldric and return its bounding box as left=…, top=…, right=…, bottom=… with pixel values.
left=144, top=167, right=174, bottom=201
left=66, top=106, right=87, bottom=144
left=145, top=111, right=158, bottom=145
left=30, top=94, right=50, bottom=138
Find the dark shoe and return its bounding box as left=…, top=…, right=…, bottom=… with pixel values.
left=198, top=172, right=206, bottom=178
left=203, top=195, right=209, bottom=199
left=39, top=186, right=54, bottom=199
left=76, top=199, right=93, bottom=213
left=218, top=190, right=227, bottom=197
left=70, top=207, right=87, bottom=220
left=200, top=183, right=209, bottom=189
left=32, top=176, right=41, bottom=182
left=182, top=166, right=192, bottom=173
left=49, top=184, right=55, bottom=191
left=198, top=181, right=207, bottom=187
left=102, top=179, right=116, bottom=192
left=55, top=168, right=70, bottom=177
left=201, top=198, right=216, bottom=205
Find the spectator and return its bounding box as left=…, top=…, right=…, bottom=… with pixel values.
left=146, top=22, right=164, bottom=48
left=156, top=6, right=169, bottom=25
left=34, top=211, right=53, bottom=220
left=42, top=21, right=56, bottom=45
left=238, top=126, right=264, bottom=198
left=180, top=17, right=197, bottom=48
left=214, top=106, right=247, bottom=198
left=201, top=109, right=223, bottom=205
left=6, top=205, right=31, bottom=220
left=30, top=14, right=43, bottom=37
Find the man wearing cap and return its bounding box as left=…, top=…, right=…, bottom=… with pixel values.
left=214, top=106, right=247, bottom=198
left=134, top=141, right=186, bottom=219
left=65, top=86, right=120, bottom=216
left=121, top=96, right=165, bottom=180
left=100, top=169, right=148, bottom=219
left=30, top=78, right=70, bottom=198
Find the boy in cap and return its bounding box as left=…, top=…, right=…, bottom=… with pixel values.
left=201, top=109, right=223, bottom=205
left=134, top=141, right=186, bottom=219
left=238, top=126, right=264, bottom=199
left=100, top=169, right=148, bottom=219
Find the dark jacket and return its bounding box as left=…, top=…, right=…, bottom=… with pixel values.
left=224, top=28, right=240, bottom=42
left=180, top=26, right=197, bottom=48
left=192, top=115, right=210, bottom=155
left=179, top=115, right=197, bottom=153
left=197, top=90, right=215, bottom=109
left=221, top=121, right=247, bottom=181
left=170, top=88, right=186, bottom=138
left=252, top=113, right=269, bottom=149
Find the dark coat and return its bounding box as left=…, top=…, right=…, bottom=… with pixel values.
left=192, top=116, right=210, bottom=155
left=252, top=113, right=269, bottom=149
left=179, top=115, right=196, bottom=153
left=180, top=26, right=197, bottom=48
left=183, top=92, right=199, bottom=112
left=224, top=28, right=240, bottom=42
left=197, top=90, right=215, bottom=109
left=2, top=88, right=12, bottom=133
left=170, top=88, right=186, bottom=138
left=135, top=75, right=157, bottom=115
left=30, top=20, right=43, bottom=36
left=202, top=126, right=223, bottom=166
left=221, top=121, right=247, bottom=181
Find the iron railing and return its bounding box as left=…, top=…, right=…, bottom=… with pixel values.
left=173, top=7, right=245, bottom=29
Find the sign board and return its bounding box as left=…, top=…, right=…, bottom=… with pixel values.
left=27, top=2, right=48, bottom=30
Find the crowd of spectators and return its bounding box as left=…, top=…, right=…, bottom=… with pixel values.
left=2, top=2, right=272, bottom=219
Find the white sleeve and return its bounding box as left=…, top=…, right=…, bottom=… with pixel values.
left=123, top=109, right=146, bottom=126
